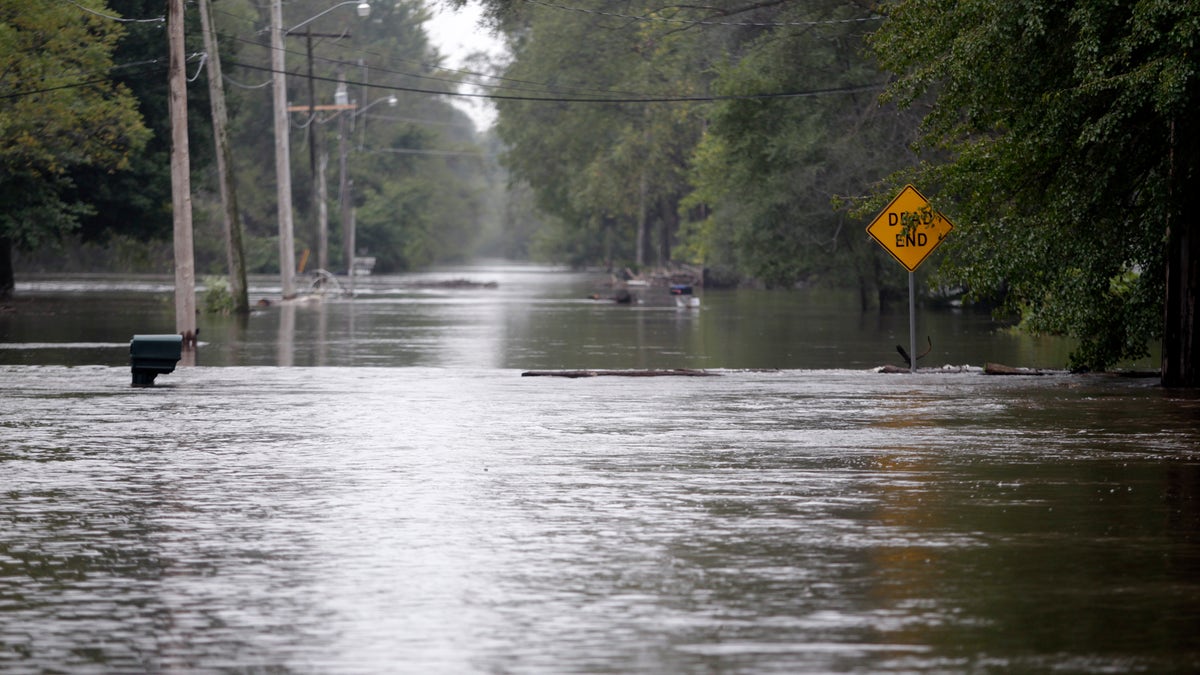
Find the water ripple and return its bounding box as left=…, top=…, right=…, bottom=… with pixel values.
left=2, top=366, right=1198, bottom=673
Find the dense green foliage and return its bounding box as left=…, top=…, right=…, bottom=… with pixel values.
left=67, top=0, right=214, bottom=247
left=490, top=1, right=706, bottom=268
left=869, top=0, right=1200, bottom=371
left=7, top=0, right=1199, bottom=377
left=476, top=0, right=1199, bottom=374
left=687, top=1, right=916, bottom=296
left=2, top=0, right=496, bottom=284
left=0, top=0, right=150, bottom=295
left=213, top=0, right=493, bottom=274
left=480, top=0, right=919, bottom=299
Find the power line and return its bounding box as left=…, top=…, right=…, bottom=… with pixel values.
left=205, top=4, right=877, bottom=105
left=0, top=62, right=167, bottom=101
left=227, top=59, right=885, bottom=104
left=522, top=0, right=883, bottom=27
left=65, top=0, right=165, bottom=23
left=0, top=52, right=210, bottom=102
left=202, top=5, right=672, bottom=100
left=369, top=147, right=483, bottom=157
left=215, top=29, right=642, bottom=100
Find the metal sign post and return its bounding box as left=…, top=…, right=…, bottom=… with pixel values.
left=908, top=271, right=917, bottom=373
left=867, top=185, right=955, bottom=372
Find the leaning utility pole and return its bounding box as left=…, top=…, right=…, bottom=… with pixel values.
left=168, top=0, right=197, bottom=346
left=198, top=0, right=249, bottom=314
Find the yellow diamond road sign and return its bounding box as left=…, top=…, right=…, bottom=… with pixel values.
left=867, top=184, right=955, bottom=272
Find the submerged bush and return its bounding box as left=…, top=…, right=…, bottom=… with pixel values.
left=202, top=276, right=235, bottom=315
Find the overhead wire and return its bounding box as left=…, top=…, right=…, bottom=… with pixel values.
left=227, top=60, right=885, bottom=104
left=211, top=25, right=644, bottom=100
left=64, top=0, right=165, bottom=24
left=521, top=0, right=883, bottom=27
left=0, top=55, right=204, bottom=101
left=202, top=3, right=680, bottom=100
left=214, top=25, right=873, bottom=104
left=41, top=1, right=883, bottom=109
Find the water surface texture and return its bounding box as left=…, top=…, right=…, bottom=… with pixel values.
left=1, top=266, right=1197, bottom=672
left=2, top=263, right=1095, bottom=370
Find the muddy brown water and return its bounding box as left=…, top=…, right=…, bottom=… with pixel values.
left=1, top=265, right=1196, bottom=672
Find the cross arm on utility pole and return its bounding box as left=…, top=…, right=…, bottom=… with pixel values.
left=287, top=104, right=358, bottom=112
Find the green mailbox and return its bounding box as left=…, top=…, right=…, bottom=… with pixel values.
left=130, top=334, right=183, bottom=386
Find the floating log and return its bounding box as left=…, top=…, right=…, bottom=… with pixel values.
left=984, top=362, right=1051, bottom=376
left=521, top=369, right=719, bottom=378
left=409, top=279, right=498, bottom=289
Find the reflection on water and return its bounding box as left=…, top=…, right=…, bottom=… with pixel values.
left=1, top=367, right=1198, bottom=672
left=1, top=263, right=1113, bottom=370
left=1, top=264, right=1195, bottom=672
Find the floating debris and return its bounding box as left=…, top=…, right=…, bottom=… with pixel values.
left=521, top=369, right=718, bottom=378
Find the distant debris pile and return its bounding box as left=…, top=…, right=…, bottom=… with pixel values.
left=406, top=279, right=498, bottom=289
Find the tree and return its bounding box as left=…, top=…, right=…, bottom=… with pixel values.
left=487, top=0, right=710, bottom=269
left=476, top=0, right=916, bottom=291
left=68, top=0, right=214, bottom=254
left=222, top=0, right=488, bottom=275
left=683, top=0, right=916, bottom=298
left=869, top=1, right=1200, bottom=384
left=0, top=0, right=149, bottom=298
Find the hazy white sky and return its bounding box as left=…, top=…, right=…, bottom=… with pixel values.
left=423, top=1, right=506, bottom=128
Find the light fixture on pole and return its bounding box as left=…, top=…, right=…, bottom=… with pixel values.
left=340, top=93, right=396, bottom=296
left=270, top=1, right=370, bottom=300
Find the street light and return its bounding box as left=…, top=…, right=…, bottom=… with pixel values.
left=336, top=93, right=396, bottom=295
left=355, top=94, right=399, bottom=113
left=270, top=1, right=370, bottom=299
left=289, top=1, right=371, bottom=32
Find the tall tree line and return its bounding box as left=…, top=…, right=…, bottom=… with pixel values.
left=477, top=0, right=917, bottom=301
left=0, top=0, right=150, bottom=297
left=472, top=0, right=1200, bottom=382
left=1, top=0, right=495, bottom=289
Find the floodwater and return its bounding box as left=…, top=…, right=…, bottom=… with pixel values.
left=1, top=264, right=1198, bottom=673
left=0, top=263, right=1102, bottom=370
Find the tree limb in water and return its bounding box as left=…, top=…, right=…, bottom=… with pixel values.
left=521, top=369, right=719, bottom=378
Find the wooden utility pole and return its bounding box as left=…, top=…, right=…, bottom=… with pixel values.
left=306, top=29, right=330, bottom=273
left=270, top=0, right=297, bottom=299
left=337, top=72, right=354, bottom=277
left=198, top=0, right=249, bottom=314
left=168, top=0, right=196, bottom=346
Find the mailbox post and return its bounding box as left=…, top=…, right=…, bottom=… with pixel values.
left=130, top=334, right=184, bottom=387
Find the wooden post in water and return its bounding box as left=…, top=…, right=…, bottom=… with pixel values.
left=271, top=0, right=297, bottom=300
left=168, top=0, right=196, bottom=347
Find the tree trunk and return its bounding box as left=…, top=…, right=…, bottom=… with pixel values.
left=1162, top=120, right=1200, bottom=387
left=1162, top=214, right=1200, bottom=387
left=658, top=199, right=677, bottom=266
left=636, top=170, right=646, bottom=267
left=0, top=237, right=13, bottom=301
left=198, top=0, right=249, bottom=314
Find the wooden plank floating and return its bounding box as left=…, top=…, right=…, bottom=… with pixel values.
left=521, top=369, right=719, bottom=378
left=984, top=362, right=1054, bottom=376
left=876, top=363, right=1067, bottom=375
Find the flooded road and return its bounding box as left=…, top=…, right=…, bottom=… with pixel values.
left=1, top=263, right=1099, bottom=370
left=1, top=265, right=1198, bottom=672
